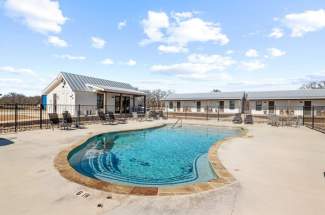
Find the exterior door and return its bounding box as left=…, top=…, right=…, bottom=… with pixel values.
left=196, top=101, right=201, bottom=112
left=122, top=96, right=130, bottom=113
left=176, top=101, right=181, bottom=112
left=53, top=93, right=57, bottom=113
left=97, top=93, right=104, bottom=111
left=115, top=96, right=121, bottom=113
left=268, top=101, right=275, bottom=114
left=219, top=101, right=224, bottom=112
left=304, top=101, right=312, bottom=116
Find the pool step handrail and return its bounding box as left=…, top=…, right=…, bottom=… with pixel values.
left=172, top=118, right=183, bottom=128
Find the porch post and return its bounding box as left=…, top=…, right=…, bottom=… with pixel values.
left=119, top=94, right=122, bottom=114
left=144, top=95, right=146, bottom=114
left=132, top=95, right=135, bottom=112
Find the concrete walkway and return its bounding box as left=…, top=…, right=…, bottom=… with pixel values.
left=0, top=120, right=324, bottom=215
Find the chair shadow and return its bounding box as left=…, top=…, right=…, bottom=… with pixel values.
left=0, top=138, right=14, bottom=146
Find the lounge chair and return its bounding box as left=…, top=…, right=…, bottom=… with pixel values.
left=244, top=114, right=254, bottom=124
left=144, top=111, right=154, bottom=121
left=108, top=112, right=128, bottom=124
left=159, top=111, right=167, bottom=120
left=48, top=113, right=60, bottom=130
left=62, top=111, right=73, bottom=130
left=98, top=111, right=111, bottom=124
left=232, top=113, right=243, bottom=124
left=132, top=112, right=143, bottom=121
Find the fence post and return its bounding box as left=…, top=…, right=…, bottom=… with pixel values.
left=167, top=106, right=168, bottom=119
left=302, top=106, right=305, bottom=126
left=206, top=105, right=208, bottom=120
left=185, top=106, right=187, bottom=119
left=78, top=104, right=81, bottom=127
left=217, top=107, right=220, bottom=121
left=14, top=103, right=18, bottom=132
left=40, top=104, right=43, bottom=129
left=311, top=106, right=315, bottom=128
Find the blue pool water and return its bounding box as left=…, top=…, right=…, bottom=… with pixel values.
left=68, top=124, right=240, bottom=187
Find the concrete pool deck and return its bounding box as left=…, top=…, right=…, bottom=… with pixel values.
left=0, top=120, right=325, bottom=215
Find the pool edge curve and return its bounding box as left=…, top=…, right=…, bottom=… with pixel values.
left=54, top=123, right=248, bottom=196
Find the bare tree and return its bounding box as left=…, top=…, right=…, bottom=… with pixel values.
left=138, top=89, right=174, bottom=108
left=300, top=81, right=325, bottom=89
left=212, top=89, right=221, bottom=92
left=0, top=92, right=41, bottom=104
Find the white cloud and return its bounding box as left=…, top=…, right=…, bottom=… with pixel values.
left=283, top=9, right=325, bottom=37
left=226, top=50, right=234, bottom=55
left=91, top=36, right=106, bottom=49
left=268, top=48, right=286, bottom=57
left=47, top=36, right=68, bottom=47
left=4, top=0, right=67, bottom=34
left=0, top=66, right=39, bottom=78
left=141, top=11, right=170, bottom=44
left=245, top=49, right=258, bottom=57
left=141, top=11, right=229, bottom=53
left=126, top=59, right=137, bottom=66
left=118, top=20, right=127, bottom=30
left=158, top=45, right=188, bottom=53
left=269, top=28, right=284, bottom=38
left=240, top=60, right=265, bottom=71
left=101, top=58, right=114, bottom=65
left=54, top=54, right=86, bottom=60
left=150, top=53, right=235, bottom=78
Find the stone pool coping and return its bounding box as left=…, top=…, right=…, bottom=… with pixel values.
left=54, top=123, right=248, bottom=196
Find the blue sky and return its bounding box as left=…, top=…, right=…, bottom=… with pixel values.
left=0, top=0, right=325, bottom=95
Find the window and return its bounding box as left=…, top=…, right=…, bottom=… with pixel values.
left=196, top=101, right=201, bottom=112
left=229, top=100, right=235, bottom=110
left=97, top=93, right=104, bottom=109
left=256, top=100, right=262, bottom=111
left=169, top=101, right=173, bottom=109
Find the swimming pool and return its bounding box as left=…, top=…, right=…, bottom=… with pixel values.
left=68, top=124, right=240, bottom=187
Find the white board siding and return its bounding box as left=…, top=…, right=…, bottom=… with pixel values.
left=47, top=81, right=76, bottom=115
left=249, top=100, right=325, bottom=116
left=165, top=100, right=241, bottom=114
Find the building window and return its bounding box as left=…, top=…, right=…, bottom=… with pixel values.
left=229, top=100, right=235, bottom=110
left=97, top=93, right=104, bottom=109
left=169, top=101, right=173, bottom=109
left=256, top=100, right=262, bottom=111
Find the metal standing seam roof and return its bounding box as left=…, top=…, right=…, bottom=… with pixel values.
left=246, top=89, right=325, bottom=100
left=162, top=92, right=245, bottom=101
left=61, top=72, right=137, bottom=92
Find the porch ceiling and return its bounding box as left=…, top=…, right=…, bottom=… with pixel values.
left=86, top=84, right=145, bottom=96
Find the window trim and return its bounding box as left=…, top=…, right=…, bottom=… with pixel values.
left=256, top=100, right=262, bottom=111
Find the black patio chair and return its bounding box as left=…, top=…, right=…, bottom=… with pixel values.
left=108, top=112, right=128, bottom=124
left=244, top=114, right=254, bottom=124
left=232, top=113, right=243, bottom=124
left=159, top=111, right=167, bottom=120
left=62, top=111, right=73, bottom=130
left=98, top=111, right=117, bottom=125
left=48, top=113, right=60, bottom=130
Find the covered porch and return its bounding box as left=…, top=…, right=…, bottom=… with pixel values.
left=86, top=84, right=146, bottom=115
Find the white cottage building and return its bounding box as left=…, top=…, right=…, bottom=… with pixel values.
left=162, top=90, right=325, bottom=117
left=42, top=72, right=146, bottom=116
left=246, top=89, right=325, bottom=116
left=162, top=92, right=245, bottom=114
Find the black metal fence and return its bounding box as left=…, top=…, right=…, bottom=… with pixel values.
left=0, top=104, right=144, bottom=133
left=1, top=104, right=325, bottom=133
